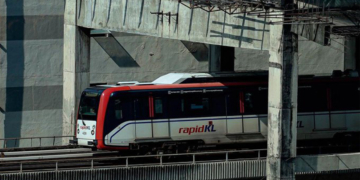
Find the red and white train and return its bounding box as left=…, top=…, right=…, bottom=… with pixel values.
left=73, top=72, right=360, bottom=151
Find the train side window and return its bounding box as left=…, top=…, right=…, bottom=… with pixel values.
left=243, top=90, right=267, bottom=114
left=154, top=98, right=163, bottom=114
left=104, top=94, right=134, bottom=136
left=185, top=96, right=210, bottom=117
left=154, top=97, right=168, bottom=119
left=114, top=99, right=123, bottom=119
left=312, top=88, right=328, bottom=112
left=298, top=88, right=314, bottom=112
left=226, top=92, right=241, bottom=115
left=244, top=92, right=255, bottom=114
left=169, top=96, right=183, bottom=118
left=134, top=97, right=149, bottom=120
left=331, top=85, right=360, bottom=111
left=210, top=95, right=226, bottom=116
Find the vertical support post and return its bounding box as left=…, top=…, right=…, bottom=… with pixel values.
left=208, top=45, right=235, bottom=73
left=266, top=0, right=298, bottom=180
left=63, top=0, right=91, bottom=144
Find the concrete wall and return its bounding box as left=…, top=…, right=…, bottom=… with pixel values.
left=0, top=0, right=65, bottom=147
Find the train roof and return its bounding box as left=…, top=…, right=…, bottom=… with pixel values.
left=87, top=71, right=360, bottom=92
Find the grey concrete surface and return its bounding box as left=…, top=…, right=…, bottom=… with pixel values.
left=266, top=9, right=298, bottom=180
left=77, top=0, right=270, bottom=50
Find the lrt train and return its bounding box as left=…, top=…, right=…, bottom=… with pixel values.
left=73, top=72, right=360, bottom=152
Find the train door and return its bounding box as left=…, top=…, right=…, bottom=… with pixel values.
left=313, top=88, right=331, bottom=130
left=134, top=95, right=152, bottom=139
left=226, top=92, right=244, bottom=134
left=151, top=96, right=170, bottom=138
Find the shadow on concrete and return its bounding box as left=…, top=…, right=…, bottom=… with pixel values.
left=123, top=0, right=128, bottom=25
left=93, top=35, right=139, bottom=67
left=5, top=0, right=25, bottom=148
left=155, top=0, right=161, bottom=29
left=210, top=15, right=268, bottom=48
left=138, top=0, right=144, bottom=28
left=181, top=41, right=208, bottom=62
left=107, top=0, right=112, bottom=24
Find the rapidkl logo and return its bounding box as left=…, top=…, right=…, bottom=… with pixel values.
left=179, top=121, right=216, bottom=135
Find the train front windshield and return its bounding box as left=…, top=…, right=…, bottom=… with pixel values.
left=79, top=92, right=100, bottom=120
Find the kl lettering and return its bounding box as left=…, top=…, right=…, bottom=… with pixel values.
left=179, top=125, right=216, bottom=135
left=297, top=121, right=304, bottom=128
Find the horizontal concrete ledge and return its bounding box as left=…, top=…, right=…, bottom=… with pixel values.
left=74, top=0, right=270, bottom=50
left=295, top=152, right=360, bottom=173
left=1, top=153, right=360, bottom=179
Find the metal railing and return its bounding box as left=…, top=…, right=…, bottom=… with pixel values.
left=1, top=149, right=267, bottom=173
left=0, top=136, right=75, bottom=149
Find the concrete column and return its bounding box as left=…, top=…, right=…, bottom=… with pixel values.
left=63, top=0, right=90, bottom=143
left=344, top=37, right=357, bottom=71
left=266, top=0, right=298, bottom=179
left=208, top=45, right=235, bottom=73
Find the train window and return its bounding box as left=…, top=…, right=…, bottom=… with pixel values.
left=154, top=98, right=163, bottom=114
left=104, top=94, right=133, bottom=136
left=114, top=99, right=123, bottom=120
left=185, top=96, right=210, bottom=117
left=227, top=92, right=241, bottom=115
left=78, top=92, right=100, bottom=120
left=169, top=96, right=183, bottom=118
left=153, top=97, right=168, bottom=119
left=312, top=88, right=328, bottom=112
left=331, top=85, right=360, bottom=111
left=244, top=92, right=255, bottom=113
left=169, top=92, right=225, bottom=118
left=210, top=95, right=226, bottom=116
left=298, top=88, right=315, bottom=112
left=243, top=90, right=267, bottom=114
left=134, top=97, right=149, bottom=120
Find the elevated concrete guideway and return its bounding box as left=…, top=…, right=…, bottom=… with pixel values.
left=76, top=0, right=270, bottom=50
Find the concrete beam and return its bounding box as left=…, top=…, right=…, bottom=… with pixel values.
left=63, top=0, right=91, bottom=143
left=76, top=0, right=270, bottom=50
left=266, top=0, right=298, bottom=180
left=292, top=24, right=330, bottom=46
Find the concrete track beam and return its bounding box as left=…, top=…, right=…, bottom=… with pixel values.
left=76, top=0, right=270, bottom=50
left=266, top=0, right=298, bottom=180
left=63, top=0, right=91, bottom=143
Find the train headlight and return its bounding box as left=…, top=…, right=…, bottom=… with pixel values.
left=77, top=129, right=80, bottom=134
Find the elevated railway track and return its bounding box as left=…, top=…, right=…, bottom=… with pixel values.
left=1, top=143, right=360, bottom=174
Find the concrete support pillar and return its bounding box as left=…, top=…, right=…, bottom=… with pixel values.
left=63, top=0, right=90, bottom=143
left=208, top=45, right=235, bottom=73
left=344, top=37, right=357, bottom=71
left=266, top=0, right=298, bottom=179
left=356, top=37, right=360, bottom=71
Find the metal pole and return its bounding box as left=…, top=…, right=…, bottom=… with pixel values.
left=258, top=150, right=261, bottom=160
left=126, top=158, right=129, bottom=167
left=91, top=159, right=94, bottom=169
left=192, top=154, right=196, bottom=164
left=160, top=156, right=163, bottom=166
left=56, top=162, right=58, bottom=171
left=20, top=163, right=23, bottom=173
